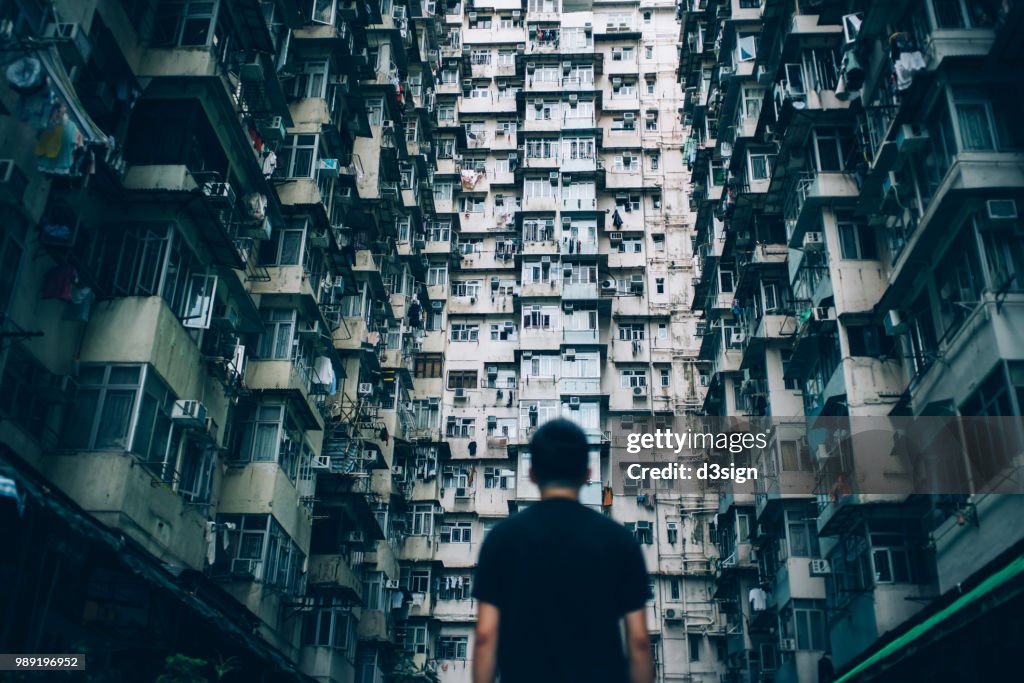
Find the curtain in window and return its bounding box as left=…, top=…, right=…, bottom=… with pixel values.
left=95, top=389, right=136, bottom=448
left=956, top=103, right=995, bottom=151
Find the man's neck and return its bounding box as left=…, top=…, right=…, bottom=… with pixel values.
left=540, top=487, right=580, bottom=501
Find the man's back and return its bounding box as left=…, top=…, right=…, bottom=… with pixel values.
left=472, top=498, right=649, bottom=683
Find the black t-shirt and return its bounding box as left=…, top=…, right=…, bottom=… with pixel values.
left=472, top=498, right=649, bottom=683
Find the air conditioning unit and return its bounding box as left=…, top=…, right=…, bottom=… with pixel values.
left=258, top=116, right=286, bottom=142
left=487, top=366, right=498, bottom=376
left=813, top=306, right=835, bottom=322
left=298, top=320, right=321, bottom=337
left=393, top=465, right=405, bottom=477
left=381, top=119, right=395, bottom=130
left=568, top=93, right=578, bottom=103
left=358, top=382, right=374, bottom=395
left=896, top=124, right=929, bottom=153
left=664, top=608, right=682, bottom=621
left=432, top=300, right=444, bottom=311
left=802, top=232, right=824, bottom=250
left=541, top=255, right=551, bottom=263
left=455, top=487, right=471, bottom=498
left=736, top=231, right=752, bottom=245
left=318, top=158, right=340, bottom=177
left=385, top=579, right=401, bottom=589
left=986, top=199, right=1018, bottom=220
left=512, top=10, right=521, bottom=17
left=779, top=638, right=797, bottom=652
left=428, top=396, right=441, bottom=406
left=347, top=530, right=366, bottom=543
left=549, top=172, right=559, bottom=182
left=311, top=455, right=332, bottom=469
left=563, top=301, right=574, bottom=311
left=231, top=558, right=261, bottom=578
left=172, top=400, right=208, bottom=427
left=730, top=331, right=746, bottom=345
left=809, top=559, right=832, bottom=576
left=454, top=387, right=467, bottom=400
left=609, top=232, right=623, bottom=243
left=239, top=55, right=264, bottom=81
left=612, top=77, right=622, bottom=86
left=564, top=348, right=576, bottom=359
left=569, top=396, right=581, bottom=408
left=633, top=386, right=645, bottom=397
left=0, top=158, right=28, bottom=205
left=623, top=112, right=635, bottom=121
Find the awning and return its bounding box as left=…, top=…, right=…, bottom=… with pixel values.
left=0, top=447, right=316, bottom=682
left=834, top=553, right=1024, bottom=683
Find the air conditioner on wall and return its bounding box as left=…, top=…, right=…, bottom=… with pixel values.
left=358, top=382, right=374, bottom=395
left=802, top=232, right=824, bottom=250
left=172, top=400, right=208, bottom=427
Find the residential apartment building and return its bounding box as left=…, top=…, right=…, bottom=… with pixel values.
left=0, top=1, right=723, bottom=683
left=678, top=0, right=1024, bottom=682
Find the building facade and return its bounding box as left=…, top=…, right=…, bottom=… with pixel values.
left=678, top=0, right=1024, bottom=682
left=0, top=1, right=723, bottom=682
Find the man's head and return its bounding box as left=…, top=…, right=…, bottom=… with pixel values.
left=529, top=419, right=590, bottom=490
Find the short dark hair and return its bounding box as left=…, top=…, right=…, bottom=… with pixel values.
left=529, top=419, right=589, bottom=488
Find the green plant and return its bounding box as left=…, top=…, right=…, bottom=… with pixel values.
left=154, top=654, right=210, bottom=683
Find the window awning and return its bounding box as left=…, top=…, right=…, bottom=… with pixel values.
left=834, top=553, right=1024, bottom=683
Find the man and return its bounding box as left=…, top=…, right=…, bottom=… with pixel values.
left=471, top=419, right=654, bottom=683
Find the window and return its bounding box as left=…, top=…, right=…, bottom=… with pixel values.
left=484, top=466, right=515, bottom=489
left=837, top=215, right=877, bottom=260
left=615, top=194, right=641, bottom=212
left=450, top=280, right=482, bottom=298
left=402, top=624, right=428, bottom=654
left=437, top=103, right=455, bottom=122
left=781, top=600, right=827, bottom=651
left=278, top=134, right=319, bottom=178
left=811, top=127, right=854, bottom=172
left=780, top=439, right=811, bottom=471
left=410, top=504, right=437, bottom=536
left=65, top=364, right=175, bottom=460
left=433, top=182, right=453, bottom=201
left=645, top=46, right=653, bottom=60
left=438, top=574, right=473, bottom=600
left=445, top=416, right=475, bottom=438
left=785, top=508, right=820, bottom=558
left=619, top=323, right=645, bottom=340
left=440, top=522, right=473, bottom=543
left=427, top=264, right=448, bottom=286
left=625, top=521, right=653, bottom=545
left=290, top=60, right=329, bottom=100
left=450, top=324, right=479, bottom=342
left=930, top=0, right=998, bottom=29
left=230, top=401, right=306, bottom=481
left=719, top=270, right=735, bottom=294
left=154, top=0, right=218, bottom=47
left=620, top=369, right=647, bottom=388
left=415, top=354, right=443, bottom=379
left=437, top=636, right=468, bottom=660
left=689, top=634, right=701, bottom=661
left=736, top=33, right=759, bottom=62
left=660, top=368, right=671, bottom=387
left=304, top=608, right=352, bottom=650
left=216, top=513, right=306, bottom=594
left=257, top=309, right=296, bottom=359
left=447, top=370, right=478, bottom=390
left=670, top=577, right=681, bottom=599
left=261, top=219, right=308, bottom=266
left=748, top=152, right=775, bottom=181
left=645, top=112, right=658, bottom=130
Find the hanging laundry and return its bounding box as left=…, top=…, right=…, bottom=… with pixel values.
left=749, top=587, right=768, bottom=612
left=63, top=286, right=95, bottom=322
left=380, top=426, right=389, bottom=445
left=314, top=356, right=335, bottom=387
left=261, top=151, right=277, bottom=177
left=41, top=264, right=77, bottom=301
left=602, top=486, right=613, bottom=507
left=206, top=521, right=218, bottom=565
left=893, top=51, right=926, bottom=91
left=35, top=102, right=82, bottom=175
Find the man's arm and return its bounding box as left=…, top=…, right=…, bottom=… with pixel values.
left=625, top=608, right=654, bottom=683
left=472, top=601, right=500, bottom=683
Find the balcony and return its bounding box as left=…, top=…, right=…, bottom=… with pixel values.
left=562, top=282, right=600, bottom=299
left=560, top=196, right=598, bottom=212
left=558, top=377, right=601, bottom=395
left=308, top=554, right=363, bottom=602
left=563, top=328, right=599, bottom=344
left=784, top=172, right=860, bottom=246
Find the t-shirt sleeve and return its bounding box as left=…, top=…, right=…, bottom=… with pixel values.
left=472, top=528, right=506, bottom=607
left=616, top=534, right=649, bottom=615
